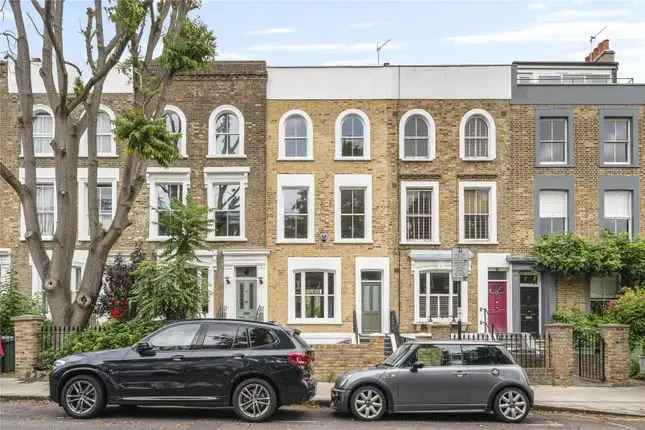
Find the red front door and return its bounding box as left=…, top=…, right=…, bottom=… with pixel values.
left=488, top=280, right=507, bottom=332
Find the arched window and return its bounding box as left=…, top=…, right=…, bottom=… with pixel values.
left=163, top=105, right=187, bottom=157
left=279, top=110, right=313, bottom=160
left=335, top=109, right=370, bottom=160
left=32, top=105, right=54, bottom=156
left=209, top=105, right=245, bottom=157
left=399, top=109, right=435, bottom=160
left=459, top=109, right=496, bottom=161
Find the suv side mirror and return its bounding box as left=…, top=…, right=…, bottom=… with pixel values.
left=136, top=342, right=155, bottom=355
left=410, top=361, right=425, bottom=372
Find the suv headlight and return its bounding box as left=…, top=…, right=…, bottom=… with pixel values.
left=53, top=359, right=67, bottom=368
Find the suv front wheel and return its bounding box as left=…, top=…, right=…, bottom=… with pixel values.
left=493, top=387, right=530, bottom=423
left=60, top=374, right=106, bottom=419
left=232, top=378, right=278, bottom=422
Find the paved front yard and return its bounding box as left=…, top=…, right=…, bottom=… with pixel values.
left=1, top=401, right=645, bottom=430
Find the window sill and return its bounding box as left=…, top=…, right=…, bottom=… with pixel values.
left=288, top=319, right=343, bottom=325
left=277, top=157, right=314, bottom=162
left=334, top=239, right=373, bottom=244
left=460, top=157, right=496, bottom=162
left=206, top=154, right=247, bottom=159
left=600, top=163, right=639, bottom=168
left=414, top=319, right=457, bottom=326
left=205, top=237, right=247, bottom=242
left=334, top=157, right=371, bottom=162
left=458, top=240, right=498, bottom=245
left=148, top=236, right=171, bottom=242
left=536, top=162, right=570, bottom=167
left=276, top=239, right=315, bottom=244
left=400, top=240, right=441, bottom=246
left=399, top=157, right=435, bottom=162
left=97, top=154, right=119, bottom=158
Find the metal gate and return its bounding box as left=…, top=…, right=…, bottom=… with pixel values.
left=573, top=330, right=605, bottom=382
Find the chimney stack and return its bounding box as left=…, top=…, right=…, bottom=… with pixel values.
left=585, top=39, right=615, bottom=63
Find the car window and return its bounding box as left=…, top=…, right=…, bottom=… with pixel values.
left=462, top=345, right=513, bottom=365
left=249, top=327, right=277, bottom=349
left=404, top=344, right=463, bottom=367
left=233, top=328, right=250, bottom=349
left=201, top=323, right=239, bottom=349
left=148, top=323, right=201, bottom=351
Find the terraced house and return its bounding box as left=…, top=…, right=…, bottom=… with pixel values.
left=1, top=40, right=643, bottom=347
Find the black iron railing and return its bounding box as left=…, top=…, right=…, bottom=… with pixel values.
left=452, top=331, right=550, bottom=368
left=573, top=329, right=605, bottom=381
left=41, top=325, right=84, bottom=351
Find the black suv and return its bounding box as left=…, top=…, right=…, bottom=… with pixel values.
left=50, top=320, right=316, bottom=422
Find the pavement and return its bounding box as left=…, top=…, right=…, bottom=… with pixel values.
left=1, top=400, right=645, bottom=430
left=2, top=377, right=645, bottom=417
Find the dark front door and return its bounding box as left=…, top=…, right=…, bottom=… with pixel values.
left=110, top=323, right=202, bottom=400
left=520, top=286, right=540, bottom=334
left=361, top=271, right=382, bottom=333
left=488, top=272, right=507, bottom=332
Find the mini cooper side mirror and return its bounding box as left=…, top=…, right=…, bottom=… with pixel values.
left=136, top=342, right=154, bottom=355
left=410, top=361, right=425, bottom=372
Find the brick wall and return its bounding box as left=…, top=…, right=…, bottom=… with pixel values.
left=313, top=337, right=385, bottom=380
left=600, top=324, right=630, bottom=385
left=0, top=61, right=268, bottom=309
left=12, top=315, right=45, bottom=380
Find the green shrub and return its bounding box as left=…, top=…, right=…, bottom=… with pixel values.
left=0, top=269, right=41, bottom=336
left=39, top=319, right=165, bottom=369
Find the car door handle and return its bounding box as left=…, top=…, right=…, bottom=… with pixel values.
left=452, top=370, right=468, bottom=377
left=232, top=353, right=245, bottom=359
left=171, top=355, right=184, bottom=361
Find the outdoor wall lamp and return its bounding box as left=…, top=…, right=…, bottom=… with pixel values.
left=225, top=277, right=231, bottom=285
left=258, top=277, right=264, bottom=285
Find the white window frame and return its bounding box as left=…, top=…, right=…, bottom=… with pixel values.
left=288, top=257, right=342, bottom=325
left=411, top=255, right=469, bottom=325
left=278, top=109, right=314, bottom=161
left=30, top=104, right=55, bottom=157
left=400, top=181, right=440, bottom=245
left=194, top=250, right=218, bottom=318
left=458, top=181, right=497, bottom=244
left=603, top=117, right=632, bottom=166
left=334, top=174, right=372, bottom=243
left=0, top=248, right=11, bottom=285
left=163, top=104, right=188, bottom=158
left=204, top=167, right=249, bottom=242
left=146, top=167, right=191, bottom=241
left=538, top=190, right=569, bottom=235
left=77, top=168, right=119, bottom=241
left=538, top=117, right=568, bottom=166
left=277, top=174, right=315, bottom=243
left=334, top=109, right=371, bottom=160
left=208, top=105, right=246, bottom=158
left=604, top=190, right=632, bottom=238
left=19, top=168, right=57, bottom=241
left=459, top=108, right=496, bottom=161
left=399, top=109, right=436, bottom=161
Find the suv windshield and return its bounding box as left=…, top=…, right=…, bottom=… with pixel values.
left=381, top=342, right=413, bottom=367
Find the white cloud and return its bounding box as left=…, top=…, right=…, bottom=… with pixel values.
left=446, top=21, right=645, bottom=44
left=248, top=42, right=402, bottom=53
left=247, top=28, right=294, bottom=36
left=321, top=58, right=376, bottom=66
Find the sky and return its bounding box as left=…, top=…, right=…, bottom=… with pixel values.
left=1, top=0, right=644, bottom=82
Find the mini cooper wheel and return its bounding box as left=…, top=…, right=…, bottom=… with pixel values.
left=232, top=378, right=278, bottom=422
left=61, top=375, right=106, bottom=419
left=350, top=386, right=386, bottom=421
left=493, top=387, right=530, bottom=423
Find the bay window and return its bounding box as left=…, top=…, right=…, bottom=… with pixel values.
left=294, top=271, right=335, bottom=320
left=417, top=271, right=459, bottom=321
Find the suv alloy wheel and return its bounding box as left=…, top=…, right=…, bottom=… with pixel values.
left=350, top=385, right=386, bottom=421
left=61, top=374, right=106, bottom=419
left=232, top=378, right=278, bottom=422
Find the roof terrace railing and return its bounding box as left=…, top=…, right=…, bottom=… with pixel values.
left=518, top=76, right=635, bottom=85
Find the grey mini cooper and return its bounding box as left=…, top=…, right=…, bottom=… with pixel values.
left=332, top=340, right=533, bottom=423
